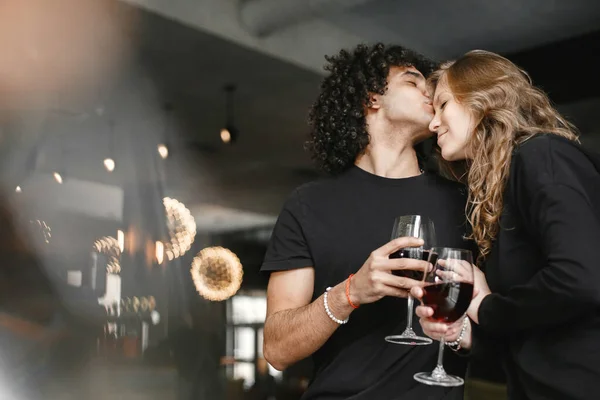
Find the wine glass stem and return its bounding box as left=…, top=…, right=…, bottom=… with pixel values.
left=405, top=295, right=414, bottom=329
left=436, top=336, right=445, bottom=368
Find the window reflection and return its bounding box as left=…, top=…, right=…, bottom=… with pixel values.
left=227, top=293, right=282, bottom=390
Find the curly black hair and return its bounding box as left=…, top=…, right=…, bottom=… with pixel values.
left=306, top=43, right=437, bottom=175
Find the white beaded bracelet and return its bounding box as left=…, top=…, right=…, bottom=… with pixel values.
left=324, top=287, right=349, bottom=325
left=446, top=317, right=468, bottom=351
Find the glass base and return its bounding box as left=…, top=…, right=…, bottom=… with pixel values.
left=385, top=328, right=433, bottom=346
left=414, top=366, right=464, bottom=387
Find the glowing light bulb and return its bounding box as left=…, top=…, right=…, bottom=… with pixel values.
left=117, top=230, right=125, bottom=253
left=104, top=158, right=115, bottom=172
left=53, top=172, right=63, bottom=184
left=220, top=128, right=231, bottom=144
left=156, top=241, right=164, bottom=264
left=157, top=144, right=169, bottom=159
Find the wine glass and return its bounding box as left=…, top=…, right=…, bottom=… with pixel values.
left=385, top=215, right=435, bottom=346
left=413, top=247, right=474, bottom=387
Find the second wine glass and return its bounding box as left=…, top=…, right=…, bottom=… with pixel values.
left=413, top=247, right=474, bottom=387
left=384, top=215, right=435, bottom=346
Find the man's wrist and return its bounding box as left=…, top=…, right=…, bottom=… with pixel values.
left=327, top=282, right=356, bottom=320
left=347, top=274, right=361, bottom=308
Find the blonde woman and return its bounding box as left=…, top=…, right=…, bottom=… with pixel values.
left=411, top=50, right=600, bottom=399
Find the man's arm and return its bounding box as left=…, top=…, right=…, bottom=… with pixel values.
left=263, top=236, right=426, bottom=371
left=263, top=267, right=352, bottom=371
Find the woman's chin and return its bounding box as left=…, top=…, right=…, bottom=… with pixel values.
left=440, top=148, right=454, bottom=161
left=441, top=148, right=463, bottom=162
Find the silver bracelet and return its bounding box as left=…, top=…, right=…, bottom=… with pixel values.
left=324, top=287, right=349, bottom=325
left=446, top=318, right=468, bottom=351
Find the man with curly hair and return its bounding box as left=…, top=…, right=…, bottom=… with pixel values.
left=261, top=43, right=470, bottom=399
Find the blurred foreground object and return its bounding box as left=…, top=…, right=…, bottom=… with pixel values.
left=0, top=0, right=132, bottom=110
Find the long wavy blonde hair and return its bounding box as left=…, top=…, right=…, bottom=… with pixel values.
left=429, top=50, right=578, bottom=264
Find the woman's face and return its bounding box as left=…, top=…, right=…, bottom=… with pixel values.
left=428, top=78, right=475, bottom=161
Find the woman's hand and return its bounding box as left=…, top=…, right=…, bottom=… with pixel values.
left=467, top=265, right=491, bottom=324
left=410, top=262, right=491, bottom=350
left=411, top=285, right=473, bottom=349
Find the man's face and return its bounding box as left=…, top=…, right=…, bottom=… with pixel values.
left=377, top=66, right=434, bottom=143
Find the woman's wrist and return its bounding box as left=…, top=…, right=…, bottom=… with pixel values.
left=446, top=318, right=472, bottom=351
left=459, top=319, right=472, bottom=350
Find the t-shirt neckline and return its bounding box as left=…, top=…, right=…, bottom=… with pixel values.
left=349, top=165, right=427, bottom=186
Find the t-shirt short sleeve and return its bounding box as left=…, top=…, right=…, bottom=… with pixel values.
left=260, top=188, right=313, bottom=272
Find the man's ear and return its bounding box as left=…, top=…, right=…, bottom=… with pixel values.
left=368, top=93, right=381, bottom=110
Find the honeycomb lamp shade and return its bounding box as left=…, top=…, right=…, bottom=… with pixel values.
left=191, top=246, right=243, bottom=301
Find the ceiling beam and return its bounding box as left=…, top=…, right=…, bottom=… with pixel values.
left=240, top=0, right=375, bottom=37
left=120, top=0, right=366, bottom=74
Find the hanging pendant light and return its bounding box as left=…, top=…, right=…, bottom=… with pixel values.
left=158, top=102, right=172, bottom=159
left=104, top=119, right=116, bottom=172
left=220, top=84, right=239, bottom=144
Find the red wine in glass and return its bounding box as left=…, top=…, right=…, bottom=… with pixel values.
left=422, top=282, right=474, bottom=323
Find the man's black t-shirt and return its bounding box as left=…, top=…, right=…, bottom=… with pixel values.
left=261, top=166, right=471, bottom=400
